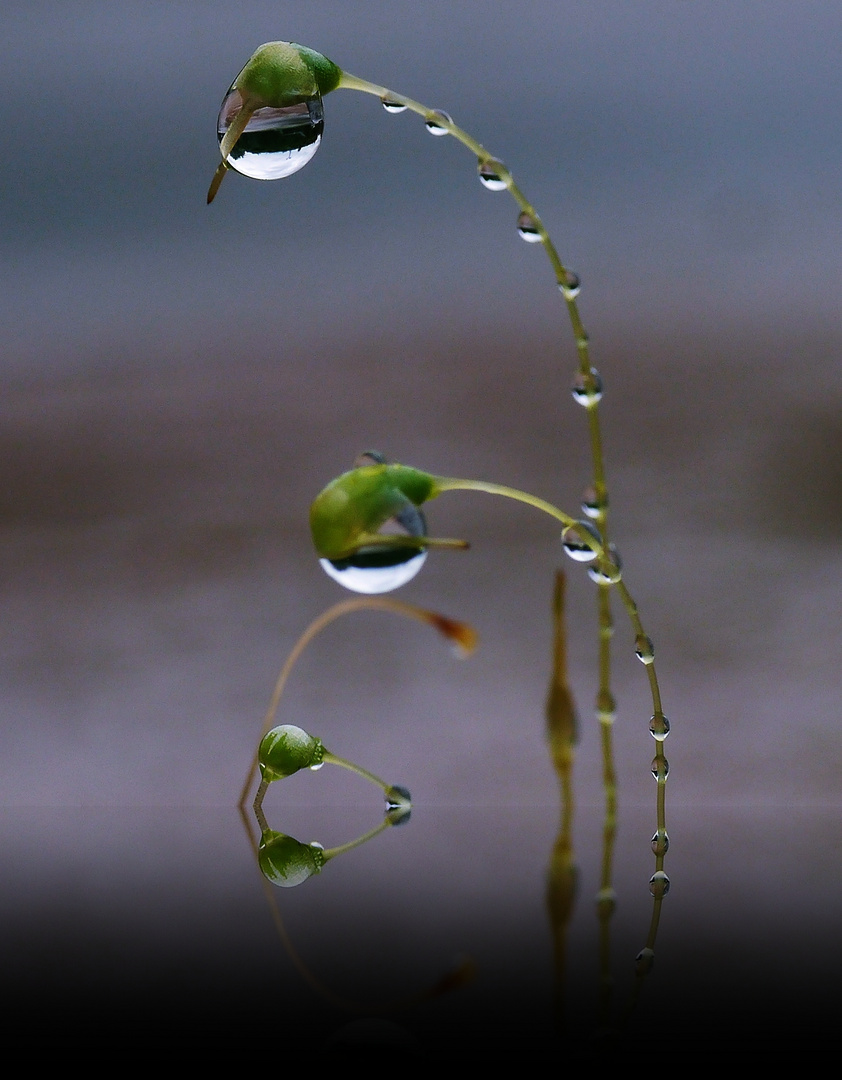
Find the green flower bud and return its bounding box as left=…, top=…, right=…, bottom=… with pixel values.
left=233, top=42, right=342, bottom=106
left=258, top=829, right=324, bottom=888
left=258, top=724, right=325, bottom=783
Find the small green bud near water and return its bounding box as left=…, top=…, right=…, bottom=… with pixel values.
left=258, top=724, right=324, bottom=782
left=258, top=829, right=325, bottom=888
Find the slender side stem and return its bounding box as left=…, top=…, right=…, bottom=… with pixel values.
left=320, top=816, right=393, bottom=861
left=321, top=750, right=391, bottom=794
left=239, top=595, right=475, bottom=808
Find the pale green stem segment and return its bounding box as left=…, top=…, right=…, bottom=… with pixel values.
left=339, top=74, right=621, bottom=951
left=320, top=816, right=393, bottom=861
left=320, top=749, right=392, bottom=795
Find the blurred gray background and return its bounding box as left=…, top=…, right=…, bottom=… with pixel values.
left=2, top=1, right=841, bottom=1055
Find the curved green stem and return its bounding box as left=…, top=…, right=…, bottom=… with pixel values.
left=337, top=72, right=614, bottom=732
left=321, top=750, right=391, bottom=794
left=321, top=816, right=392, bottom=860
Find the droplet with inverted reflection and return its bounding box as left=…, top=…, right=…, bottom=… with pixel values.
left=517, top=211, right=542, bottom=242
left=651, top=829, right=670, bottom=856
left=478, top=158, right=508, bottom=190
left=571, top=367, right=603, bottom=407
left=562, top=520, right=602, bottom=562
left=649, top=712, right=670, bottom=741
left=425, top=109, right=452, bottom=135
left=380, top=95, right=407, bottom=114
left=588, top=542, right=622, bottom=584
left=649, top=870, right=671, bottom=898
left=319, top=501, right=429, bottom=594
left=217, top=87, right=324, bottom=179
left=559, top=271, right=581, bottom=300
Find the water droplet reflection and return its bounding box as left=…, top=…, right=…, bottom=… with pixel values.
left=320, top=502, right=429, bottom=594
left=425, top=110, right=452, bottom=135
left=217, top=87, right=324, bottom=180
left=571, top=368, right=603, bottom=407
left=562, top=520, right=602, bottom=562
left=516, top=211, right=542, bottom=242
left=381, top=96, right=407, bottom=114
left=478, top=158, right=508, bottom=190
left=559, top=271, right=581, bottom=300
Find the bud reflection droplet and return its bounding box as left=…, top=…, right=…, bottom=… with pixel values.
left=217, top=87, right=324, bottom=180
left=320, top=500, right=429, bottom=594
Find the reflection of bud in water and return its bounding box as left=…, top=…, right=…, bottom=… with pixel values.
left=258, top=829, right=325, bottom=888
left=258, top=724, right=324, bottom=782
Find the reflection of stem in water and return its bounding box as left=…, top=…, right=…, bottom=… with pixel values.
left=238, top=805, right=475, bottom=1014
left=545, top=572, right=577, bottom=1029
left=239, top=596, right=476, bottom=807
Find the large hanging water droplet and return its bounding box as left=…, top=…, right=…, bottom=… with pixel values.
left=562, top=520, right=602, bottom=563
left=649, top=712, right=670, bottom=741
left=425, top=110, right=452, bottom=135
left=320, top=502, right=429, bottom=594
left=516, top=211, right=542, bottom=242
left=217, top=87, right=324, bottom=180
left=478, top=158, right=508, bottom=191
left=380, top=95, right=407, bottom=114
left=571, top=367, right=603, bottom=407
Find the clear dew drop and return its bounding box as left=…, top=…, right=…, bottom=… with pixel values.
left=320, top=550, right=427, bottom=594
left=571, top=367, right=604, bottom=407
left=635, top=634, right=655, bottom=664
left=581, top=486, right=607, bottom=520
left=635, top=947, right=655, bottom=975
left=320, top=501, right=429, bottom=595
left=380, top=95, right=407, bottom=114
left=217, top=87, right=324, bottom=180
left=308, top=761, right=324, bottom=771
left=587, top=543, right=622, bottom=584
left=516, top=211, right=542, bottom=242
left=425, top=109, right=452, bottom=135
left=562, top=520, right=602, bottom=563
left=649, top=712, right=671, bottom=741
left=478, top=158, right=508, bottom=191
left=649, top=870, right=671, bottom=899
left=651, top=829, right=670, bottom=856
left=651, top=755, right=669, bottom=781
left=558, top=271, right=581, bottom=300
